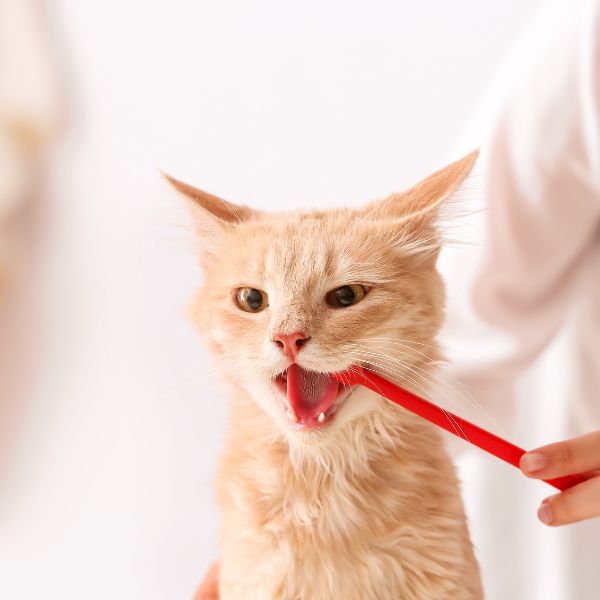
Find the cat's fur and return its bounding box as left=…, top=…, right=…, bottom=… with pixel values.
left=168, top=151, right=483, bottom=600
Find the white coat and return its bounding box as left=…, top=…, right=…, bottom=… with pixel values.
left=439, top=1, right=600, bottom=598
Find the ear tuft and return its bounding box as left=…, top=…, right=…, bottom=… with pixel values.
left=364, top=150, right=479, bottom=225
left=362, top=150, right=478, bottom=264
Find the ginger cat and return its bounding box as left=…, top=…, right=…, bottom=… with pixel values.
left=167, top=151, right=483, bottom=600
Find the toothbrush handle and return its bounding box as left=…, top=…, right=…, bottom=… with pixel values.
left=334, top=366, right=585, bottom=491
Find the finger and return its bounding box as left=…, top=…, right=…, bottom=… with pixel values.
left=194, top=561, right=220, bottom=600
left=537, top=476, right=600, bottom=526
left=520, top=431, right=600, bottom=479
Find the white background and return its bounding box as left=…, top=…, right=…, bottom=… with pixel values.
left=0, top=1, right=545, bottom=598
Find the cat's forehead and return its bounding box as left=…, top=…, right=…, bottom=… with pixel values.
left=225, top=210, right=392, bottom=289
left=240, top=214, right=343, bottom=281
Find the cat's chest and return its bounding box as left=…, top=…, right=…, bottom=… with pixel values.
left=234, top=456, right=406, bottom=541
left=218, top=456, right=471, bottom=600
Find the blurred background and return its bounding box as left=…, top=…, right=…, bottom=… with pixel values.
left=0, top=0, right=578, bottom=599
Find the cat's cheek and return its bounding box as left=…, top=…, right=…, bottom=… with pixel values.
left=244, top=377, right=287, bottom=423
left=330, top=387, right=380, bottom=428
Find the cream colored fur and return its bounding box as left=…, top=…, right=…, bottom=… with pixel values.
left=168, top=151, right=483, bottom=600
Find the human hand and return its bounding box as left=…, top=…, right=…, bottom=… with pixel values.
left=193, top=561, right=219, bottom=600
left=520, top=431, right=600, bottom=526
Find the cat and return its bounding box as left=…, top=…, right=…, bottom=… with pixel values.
left=167, top=151, right=483, bottom=600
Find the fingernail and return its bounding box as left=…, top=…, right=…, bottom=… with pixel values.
left=538, top=502, right=554, bottom=525
left=521, top=452, right=548, bottom=473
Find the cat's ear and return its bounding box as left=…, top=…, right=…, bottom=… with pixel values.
left=363, top=150, right=478, bottom=262
left=163, top=173, right=254, bottom=223
left=163, top=173, right=255, bottom=266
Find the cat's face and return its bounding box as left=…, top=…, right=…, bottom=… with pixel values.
left=168, top=152, right=476, bottom=443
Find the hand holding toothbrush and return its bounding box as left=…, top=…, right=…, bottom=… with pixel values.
left=520, top=432, right=600, bottom=526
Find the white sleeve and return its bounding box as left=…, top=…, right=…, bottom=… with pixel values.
left=438, top=0, right=600, bottom=428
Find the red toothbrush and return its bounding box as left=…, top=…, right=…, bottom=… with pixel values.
left=333, top=366, right=585, bottom=491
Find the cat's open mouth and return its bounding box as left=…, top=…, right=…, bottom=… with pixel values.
left=273, top=363, right=354, bottom=430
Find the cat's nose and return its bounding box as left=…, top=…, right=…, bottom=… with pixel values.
left=272, top=332, right=310, bottom=360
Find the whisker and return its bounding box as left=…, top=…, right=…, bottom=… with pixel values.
left=347, top=356, right=467, bottom=441
left=157, top=355, right=247, bottom=400
left=344, top=350, right=470, bottom=442
left=347, top=341, right=507, bottom=437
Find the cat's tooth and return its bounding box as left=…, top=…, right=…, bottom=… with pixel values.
left=287, top=408, right=299, bottom=423
left=317, top=412, right=325, bottom=423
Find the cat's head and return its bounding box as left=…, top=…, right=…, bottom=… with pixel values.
left=167, top=152, right=477, bottom=444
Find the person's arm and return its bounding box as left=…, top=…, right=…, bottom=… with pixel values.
left=442, top=0, right=600, bottom=524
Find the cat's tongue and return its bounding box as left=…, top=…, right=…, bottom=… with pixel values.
left=286, top=363, right=339, bottom=425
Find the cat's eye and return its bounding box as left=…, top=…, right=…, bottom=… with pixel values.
left=235, top=287, right=269, bottom=313
left=325, top=284, right=367, bottom=308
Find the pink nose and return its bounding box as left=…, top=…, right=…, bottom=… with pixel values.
left=272, top=332, right=310, bottom=360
